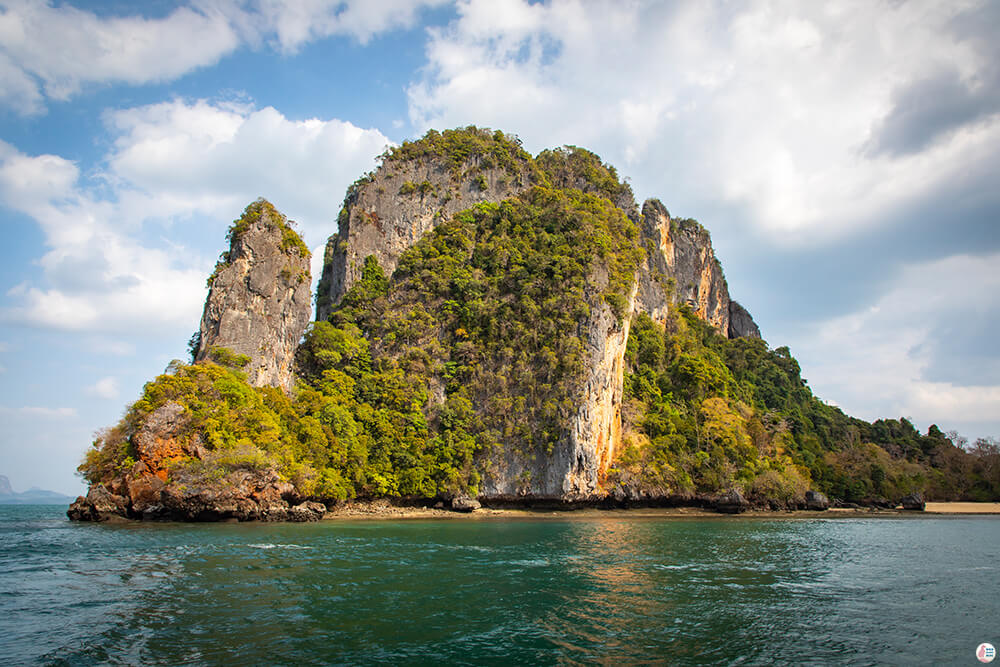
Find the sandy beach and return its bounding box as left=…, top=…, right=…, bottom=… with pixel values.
left=924, top=502, right=1000, bottom=514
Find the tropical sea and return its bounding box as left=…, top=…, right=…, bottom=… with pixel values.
left=2, top=506, right=997, bottom=665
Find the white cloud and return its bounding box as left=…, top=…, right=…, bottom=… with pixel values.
left=0, top=0, right=448, bottom=114
left=84, top=377, right=119, bottom=400
left=0, top=100, right=390, bottom=335
left=0, top=406, right=78, bottom=418
left=0, top=0, right=240, bottom=112
left=103, top=99, right=392, bottom=242
left=408, top=0, right=1000, bottom=247
left=787, top=252, right=1000, bottom=433
left=229, top=0, right=451, bottom=52
left=87, top=339, right=136, bottom=357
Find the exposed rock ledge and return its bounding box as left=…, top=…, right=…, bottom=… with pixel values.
left=67, top=483, right=326, bottom=523
left=68, top=401, right=326, bottom=523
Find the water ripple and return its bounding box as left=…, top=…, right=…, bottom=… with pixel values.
left=2, top=507, right=998, bottom=665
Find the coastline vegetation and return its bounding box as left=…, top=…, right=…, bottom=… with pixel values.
left=78, top=128, right=1000, bottom=507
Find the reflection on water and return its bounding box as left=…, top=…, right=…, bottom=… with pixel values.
left=2, top=507, right=998, bottom=666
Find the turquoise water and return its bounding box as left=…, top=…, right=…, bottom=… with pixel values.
left=2, top=506, right=998, bottom=665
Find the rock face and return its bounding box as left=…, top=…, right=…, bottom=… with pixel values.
left=316, top=135, right=763, bottom=505
left=805, top=490, right=830, bottom=510
left=196, top=199, right=311, bottom=393
left=67, top=400, right=327, bottom=522
left=480, top=283, right=638, bottom=500
left=715, top=489, right=750, bottom=514
left=316, top=151, right=533, bottom=320
left=635, top=198, right=758, bottom=339
left=900, top=492, right=925, bottom=511
left=728, top=301, right=761, bottom=339
left=451, top=495, right=481, bottom=512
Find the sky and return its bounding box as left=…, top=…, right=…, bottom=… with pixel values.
left=0, top=0, right=997, bottom=495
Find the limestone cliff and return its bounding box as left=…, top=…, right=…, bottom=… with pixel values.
left=315, top=132, right=761, bottom=504
left=316, top=135, right=534, bottom=320
left=480, top=281, right=639, bottom=500
left=635, top=198, right=758, bottom=339
left=196, top=199, right=312, bottom=392
left=728, top=300, right=761, bottom=339
left=71, top=129, right=773, bottom=523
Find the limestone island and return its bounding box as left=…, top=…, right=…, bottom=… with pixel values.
left=69, top=127, right=998, bottom=522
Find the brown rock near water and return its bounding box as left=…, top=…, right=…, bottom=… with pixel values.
left=901, top=492, right=926, bottom=511
left=196, top=199, right=312, bottom=393
left=714, top=489, right=750, bottom=514
left=451, top=496, right=481, bottom=512
left=68, top=398, right=327, bottom=522
left=805, top=490, right=830, bottom=511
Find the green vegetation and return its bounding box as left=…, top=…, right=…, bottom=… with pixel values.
left=612, top=306, right=999, bottom=504
left=208, top=347, right=251, bottom=370
left=535, top=146, right=635, bottom=207
left=81, top=129, right=999, bottom=508
left=208, top=199, right=310, bottom=287
left=383, top=126, right=532, bottom=177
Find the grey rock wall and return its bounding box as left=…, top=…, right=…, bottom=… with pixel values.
left=316, top=157, right=533, bottom=321
left=196, top=199, right=312, bottom=392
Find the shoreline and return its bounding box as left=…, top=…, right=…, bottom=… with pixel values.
left=320, top=501, right=1000, bottom=521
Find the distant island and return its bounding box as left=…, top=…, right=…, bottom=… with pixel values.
left=68, top=127, right=1000, bottom=522
left=0, top=475, right=75, bottom=505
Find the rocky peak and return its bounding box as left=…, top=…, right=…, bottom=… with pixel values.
left=195, top=199, right=312, bottom=392
left=316, top=127, right=536, bottom=320
left=635, top=198, right=758, bottom=339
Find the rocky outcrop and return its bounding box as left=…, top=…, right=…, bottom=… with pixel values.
left=67, top=396, right=327, bottom=523
left=805, top=490, right=830, bottom=510
left=73, top=129, right=778, bottom=522
left=196, top=199, right=311, bottom=393
left=715, top=489, right=750, bottom=514
left=451, top=495, right=481, bottom=512
left=636, top=199, right=733, bottom=335
left=314, top=134, right=764, bottom=505
left=68, top=485, right=130, bottom=522
left=316, top=152, right=533, bottom=320
left=728, top=301, right=761, bottom=339
left=900, top=492, right=925, bottom=511
left=480, top=282, right=638, bottom=500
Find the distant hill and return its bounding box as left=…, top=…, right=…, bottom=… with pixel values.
left=0, top=475, right=76, bottom=505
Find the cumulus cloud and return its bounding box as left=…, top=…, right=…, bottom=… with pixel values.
left=409, top=0, right=1000, bottom=246
left=0, top=0, right=240, bottom=111
left=84, top=377, right=119, bottom=400
left=0, top=0, right=447, bottom=114
left=225, top=0, right=452, bottom=52
left=785, top=253, right=1000, bottom=434
left=103, top=99, right=392, bottom=242
left=0, top=101, right=391, bottom=335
